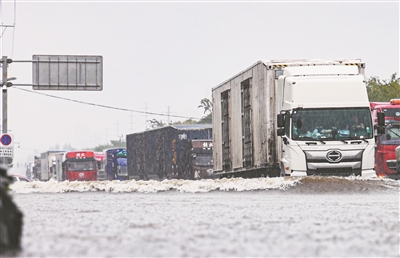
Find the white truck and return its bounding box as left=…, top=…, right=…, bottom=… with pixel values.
left=212, top=59, right=380, bottom=178
left=55, top=152, right=67, bottom=181
left=40, top=151, right=66, bottom=181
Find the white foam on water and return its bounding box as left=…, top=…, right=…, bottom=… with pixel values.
left=10, top=177, right=301, bottom=194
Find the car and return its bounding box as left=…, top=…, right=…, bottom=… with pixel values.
left=11, top=174, right=32, bottom=183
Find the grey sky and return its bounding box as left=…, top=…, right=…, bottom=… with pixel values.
left=0, top=1, right=398, bottom=168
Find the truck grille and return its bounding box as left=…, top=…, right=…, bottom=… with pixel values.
left=307, top=168, right=361, bottom=176
left=305, top=149, right=363, bottom=176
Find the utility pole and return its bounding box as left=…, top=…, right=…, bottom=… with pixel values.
left=2, top=56, right=9, bottom=135
left=1, top=56, right=11, bottom=165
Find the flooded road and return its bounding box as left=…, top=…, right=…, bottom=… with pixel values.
left=9, top=177, right=400, bottom=257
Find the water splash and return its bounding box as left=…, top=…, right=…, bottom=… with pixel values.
left=9, top=176, right=399, bottom=194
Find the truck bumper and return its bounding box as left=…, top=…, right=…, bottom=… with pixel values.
left=361, top=169, right=377, bottom=178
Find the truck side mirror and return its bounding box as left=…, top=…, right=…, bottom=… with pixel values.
left=377, top=112, right=385, bottom=126
left=377, top=126, right=385, bottom=135
left=277, top=114, right=285, bottom=128
left=277, top=128, right=285, bottom=136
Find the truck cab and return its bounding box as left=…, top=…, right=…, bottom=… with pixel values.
left=105, top=148, right=128, bottom=181
left=64, top=151, right=98, bottom=181
left=191, top=140, right=213, bottom=179
left=370, top=99, right=400, bottom=179
left=276, top=64, right=376, bottom=177
left=370, top=99, right=400, bottom=124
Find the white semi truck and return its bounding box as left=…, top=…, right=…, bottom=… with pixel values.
left=212, top=59, right=382, bottom=178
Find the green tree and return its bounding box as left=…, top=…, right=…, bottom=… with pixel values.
left=147, top=119, right=166, bottom=129
left=367, top=73, right=400, bottom=101
left=198, top=98, right=212, bottom=114
left=197, top=98, right=212, bottom=124
left=198, top=113, right=212, bottom=124
left=172, top=118, right=197, bottom=125
left=168, top=98, right=213, bottom=125
left=92, top=139, right=126, bottom=152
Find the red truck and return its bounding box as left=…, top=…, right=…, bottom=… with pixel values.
left=191, top=140, right=213, bottom=180
left=63, top=151, right=98, bottom=181
left=370, top=99, right=400, bottom=179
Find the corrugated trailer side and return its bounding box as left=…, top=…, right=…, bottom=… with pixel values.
left=212, top=61, right=280, bottom=178
left=127, top=126, right=172, bottom=180
left=127, top=125, right=212, bottom=180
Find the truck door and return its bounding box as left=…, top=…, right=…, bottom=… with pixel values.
left=280, top=112, right=306, bottom=176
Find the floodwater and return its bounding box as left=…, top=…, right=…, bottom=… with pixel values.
left=7, top=177, right=400, bottom=257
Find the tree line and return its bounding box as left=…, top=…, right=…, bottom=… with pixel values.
left=367, top=73, right=399, bottom=101
left=147, top=98, right=212, bottom=129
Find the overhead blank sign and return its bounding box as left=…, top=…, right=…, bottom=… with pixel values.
left=32, top=55, right=103, bottom=91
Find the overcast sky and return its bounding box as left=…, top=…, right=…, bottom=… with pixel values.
left=0, top=1, right=398, bottom=171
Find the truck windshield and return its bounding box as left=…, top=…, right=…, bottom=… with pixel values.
left=116, top=157, right=127, bottom=166
left=379, top=124, right=400, bottom=145
left=193, top=155, right=213, bottom=166
left=292, top=108, right=373, bottom=141
left=66, top=161, right=96, bottom=171
left=381, top=108, right=400, bottom=121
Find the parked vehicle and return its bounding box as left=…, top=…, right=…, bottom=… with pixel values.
left=127, top=124, right=213, bottom=180
left=94, top=152, right=107, bottom=181
left=370, top=99, right=400, bottom=179
left=212, top=59, right=382, bottom=178
left=105, top=148, right=128, bottom=180
left=11, top=174, right=32, bottom=183
left=63, top=151, right=98, bottom=181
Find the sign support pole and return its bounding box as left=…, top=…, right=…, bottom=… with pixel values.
left=2, top=56, right=7, bottom=165
left=2, top=56, right=8, bottom=134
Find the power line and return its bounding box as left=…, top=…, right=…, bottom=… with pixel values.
left=11, top=87, right=201, bottom=120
